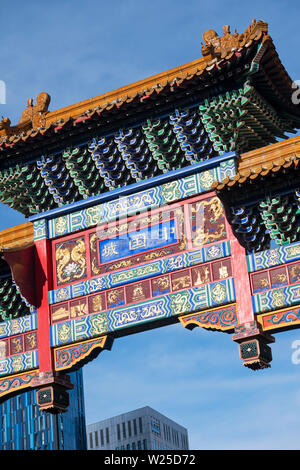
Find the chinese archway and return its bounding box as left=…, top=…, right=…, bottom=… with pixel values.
left=0, top=19, right=299, bottom=413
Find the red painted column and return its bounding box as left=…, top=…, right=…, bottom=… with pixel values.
left=226, top=221, right=254, bottom=324
left=34, top=237, right=54, bottom=372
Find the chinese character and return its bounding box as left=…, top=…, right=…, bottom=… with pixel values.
left=129, top=233, right=147, bottom=251
left=102, top=241, right=119, bottom=258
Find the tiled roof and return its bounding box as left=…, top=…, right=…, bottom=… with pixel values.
left=214, top=135, right=300, bottom=190
left=0, top=19, right=298, bottom=158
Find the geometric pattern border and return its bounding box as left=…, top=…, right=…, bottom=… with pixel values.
left=252, top=282, right=300, bottom=313
left=247, top=241, right=300, bottom=272
left=0, top=313, right=37, bottom=339
left=0, top=350, right=38, bottom=377
left=50, top=278, right=236, bottom=347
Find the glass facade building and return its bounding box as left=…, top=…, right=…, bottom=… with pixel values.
left=0, top=369, right=87, bottom=450
left=87, top=406, right=189, bottom=451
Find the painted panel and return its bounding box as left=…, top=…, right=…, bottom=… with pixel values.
left=49, top=241, right=231, bottom=305
left=49, top=260, right=233, bottom=324
left=98, top=219, right=178, bottom=264
left=189, top=196, right=227, bottom=248
left=50, top=278, right=236, bottom=347
left=89, top=206, right=185, bottom=278
left=55, top=236, right=87, bottom=285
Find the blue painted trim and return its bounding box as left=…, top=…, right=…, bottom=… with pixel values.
left=29, top=152, right=238, bottom=222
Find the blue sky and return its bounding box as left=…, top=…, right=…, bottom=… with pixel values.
left=1, top=0, right=300, bottom=450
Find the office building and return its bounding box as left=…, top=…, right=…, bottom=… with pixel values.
left=0, top=369, right=87, bottom=450
left=87, top=406, right=189, bottom=450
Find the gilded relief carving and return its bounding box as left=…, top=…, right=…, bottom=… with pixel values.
left=171, top=271, right=191, bottom=291
left=289, top=264, right=300, bottom=283
left=90, top=294, right=103, bottom=313
left=194, top=266, right=210, bottom=286
left=11, top=337, right=22, bottom=354
left=190, top=197, right=226, bottom=247
left=56, top=237, right=86, bottom=285
left=70, top=300, right=87, bottom=318
left=25, top=333, right=37, bottom=350
left=52, top=305, right=69, bottom=322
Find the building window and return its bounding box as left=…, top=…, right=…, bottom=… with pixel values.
left=34, top=433, right=39, bottom=449
left=137, top=440, right=142, bottom=450
left=100, top=429, right=104, bottom=446
left=132, top=442, right=136, bottom=450
left=133, top=419, right=137, bottom=435
left=106, top=427, right=110, bottom=444
left=143, top=439, right=147, bottom=450
left=122, top=422, right=126, bottom=439
left=34, top=419, right=38, bottom=433
left=33, top=405, right=38, bottom=418
left=128, top=421, right=132, bottom=437
left=95, top=430, right=99, bottom=447
left=138, top=417, right=143, bottom=434
left=89, top=432, right=93, bottom=449
left=151, top=417, right=161, bottom=436
left=117, top=423, right=121, bottom=440
left=126, top=444, right=130, bottom=450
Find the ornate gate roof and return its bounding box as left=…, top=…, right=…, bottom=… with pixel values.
left=0, top=19, right=298, bottom=217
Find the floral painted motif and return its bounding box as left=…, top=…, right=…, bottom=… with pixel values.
left=55, top=237, right=86, bottom=285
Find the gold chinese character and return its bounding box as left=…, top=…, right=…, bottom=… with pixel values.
left=129, top=233, right=147, bottom=250
left=102, top=241, right=119, bottom=258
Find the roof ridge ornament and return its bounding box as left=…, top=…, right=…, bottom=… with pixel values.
left=0, top=92, right=50, bottom=139
left=201, top=19, right=269, bottom=60
left=18, top=91, right=50, bottom=128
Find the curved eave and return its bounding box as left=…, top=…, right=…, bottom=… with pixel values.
left=0, top=222, right=34, bottom=251
left=214, top=134, right=300, bottom=190
left=0, top=35, right=271, bottom=154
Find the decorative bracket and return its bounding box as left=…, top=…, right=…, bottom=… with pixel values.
left=233, top=321, right=275, bottom=370
left=33, top=371, right=73, bottom=414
